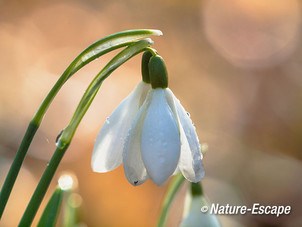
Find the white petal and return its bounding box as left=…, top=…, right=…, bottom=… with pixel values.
left=178, top=123, right=205, bottom=182
left=91, top=81, right=150, bottom=172
left=173, top=166, right=180, bottom=175
left=165, top=89, right=205, bottom=182
left=123, top=90, right=154, bottom=186
left=141, top=89, right=181, bottom=186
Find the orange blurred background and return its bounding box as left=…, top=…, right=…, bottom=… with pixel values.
left=1, top=0, right=302, bottom=226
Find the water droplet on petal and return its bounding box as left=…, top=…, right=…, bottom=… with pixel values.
left=201, top=143, right=208, bottom=154
left=105, top=117, right=110, bottom=124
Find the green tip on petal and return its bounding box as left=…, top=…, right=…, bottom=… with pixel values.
left=191, top=182, right=203, bottom=197
left=149, top=55, right=168, bottom=89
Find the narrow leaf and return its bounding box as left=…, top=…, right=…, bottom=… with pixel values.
left=37, top=188, right=63, bottom=227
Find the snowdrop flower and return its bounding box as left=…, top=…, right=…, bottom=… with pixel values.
left=91, top=52, right=205, bottom=186
left=181, top=183, right=221, bottom=227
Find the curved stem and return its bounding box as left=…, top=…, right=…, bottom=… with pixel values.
left=157, top=174, right=185, bottom=227
left=0, top=122, right=38, bottom=218
left=19, top=39, right=153, bottom=226
left=144, top=47, right=158, bottom=56
left=0, top=29, right=161, bottom=219
left=19, top=146, right=68, bottom=226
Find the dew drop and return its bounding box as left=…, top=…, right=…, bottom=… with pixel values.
left=105, top=117, right=110, bottom=124
left=55, top=129, right=64, bottom=146
left=201, top=143, right=208, bottom=154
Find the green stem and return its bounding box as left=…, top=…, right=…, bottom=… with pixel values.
left=0, top=121, right=38, bottom=218
left=157, top=174, right=185, bottom=227
left=19, top=146, right=69, bottom=226
left=18, top=39, right=153, bottom=226
left=144, top=47, right=158, bottom=56
left=0, top=29, right=161, bottom=218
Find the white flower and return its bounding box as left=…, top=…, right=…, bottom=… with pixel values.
left=180, top=192, right=221, bottom=227
left=91, top=81, right=205, bottom=186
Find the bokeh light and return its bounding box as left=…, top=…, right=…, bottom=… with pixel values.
left=68, top=193, right=83, bottom=208
left=203, top=0, right=301, bottom=68
left=58, top=172, right=78, bottom=191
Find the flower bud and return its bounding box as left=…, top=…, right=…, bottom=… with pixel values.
left=148, top=55, right=168, bottom=89
left=141, top=51, right=153, bottom=83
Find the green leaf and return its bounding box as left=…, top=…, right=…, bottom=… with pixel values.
left=37, top=188, right=63, bottom=227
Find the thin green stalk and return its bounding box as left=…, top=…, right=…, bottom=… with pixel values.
left=19, top=146, right=69, bottom=226
left=157, top=174, right=186, bottom=227
left=19, top=39, right=153, bottom=226
left=0, top=29, right=162, bottom=218
left=0, top=122, right=38, bottom=217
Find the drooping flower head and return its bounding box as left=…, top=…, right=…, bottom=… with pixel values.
left=92, top=51, right=205, bottom=186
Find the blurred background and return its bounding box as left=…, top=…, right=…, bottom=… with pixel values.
left=1, top=0, right=302, bottom=226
